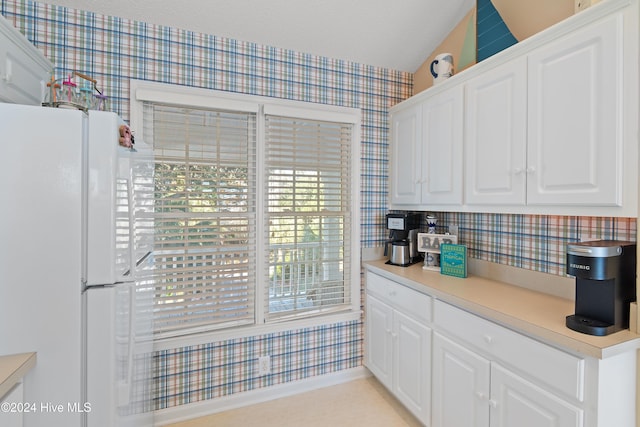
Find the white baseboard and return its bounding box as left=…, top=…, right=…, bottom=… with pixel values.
left=153, top=366, right=371, bottom=426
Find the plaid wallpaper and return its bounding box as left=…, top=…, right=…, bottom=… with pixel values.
left=155, top=321, right=362, bottom=409
left=2, top=0, right=636, bottom=414
left=437, top=213, right=636, bottom=276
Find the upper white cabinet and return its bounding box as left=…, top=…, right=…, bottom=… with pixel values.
left=389, top=85, right=463, bottom=206
left=389, top=103, right=421, bottom=205
left=389, top=0, right=638, bottom=216
left=421, top=85, right=464, bottom=205
left=0, top=15, right=52, bottom=105
left=464, top=57, right=527, bottom=206
left=527, top=13, right=623, bottom=206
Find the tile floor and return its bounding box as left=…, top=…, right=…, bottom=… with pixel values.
left=165, top=376, right=422, bottom=427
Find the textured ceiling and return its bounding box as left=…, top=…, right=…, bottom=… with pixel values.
left=38, top=0, right=475, bottom=72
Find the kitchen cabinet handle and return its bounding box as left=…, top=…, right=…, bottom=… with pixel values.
left=513, top=167, right=524, bottom=175
left=2, top=59, right=12, bottom=83
left=526, top=166, right=536, bottom=174
left=483, top=335, right=493, bottom=344
left=489, top=399, right=498, bottom=408
left=475, top=391, right=487, bottom=400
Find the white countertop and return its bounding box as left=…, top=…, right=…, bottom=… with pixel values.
left=364, top=260, right=640, bottom=359
left=0, top=352, right=36, bottom=400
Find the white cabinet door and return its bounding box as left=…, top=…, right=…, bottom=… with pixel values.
left=393, top=310, right=431, bottom=423
left=490, top=363, right=584, bottom=427
left=389, top=103, right=422, bottom=205
left=432, top=332, right=491, bottom=427
left=527, top=13, right=622, bottom=206
left=465, top=57, right=527, bottom=205
left=365, top=295, right=393, bottom=389
left=421, top=85, right=464, bottom=205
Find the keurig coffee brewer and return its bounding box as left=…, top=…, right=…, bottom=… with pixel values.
left=566, top=240, right=637, bottom=336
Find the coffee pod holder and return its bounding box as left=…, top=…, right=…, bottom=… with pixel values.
left=417, top=233, right=458, bottom=271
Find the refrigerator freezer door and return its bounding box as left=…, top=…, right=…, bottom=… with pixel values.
left=85, top=283, right=154, bottom=427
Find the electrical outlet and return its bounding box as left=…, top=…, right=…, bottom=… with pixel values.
left=448, top=225, right=459, bottom=236
left=257, top=355, right=271, bottom=376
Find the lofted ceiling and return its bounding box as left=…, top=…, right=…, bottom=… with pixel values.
left=38, top=0, right=475, bottom=72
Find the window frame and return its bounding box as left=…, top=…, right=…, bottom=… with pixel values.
left=129, top=80, right=361, bottom=347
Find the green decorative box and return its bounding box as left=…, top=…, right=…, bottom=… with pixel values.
left=440, top=244, right=468, bottom=278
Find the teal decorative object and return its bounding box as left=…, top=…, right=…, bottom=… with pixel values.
left=440, top=244, right=468, bottom=278
left=477, top=0, right=518, bottom=61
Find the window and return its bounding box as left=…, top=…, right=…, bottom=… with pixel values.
left=264, top=115, right=353, bottom=321
left=130, top=81, right=360, bottom=338
left=139, top=103, right=257, bottom=335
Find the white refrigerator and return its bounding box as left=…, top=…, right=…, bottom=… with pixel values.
left=0, top=103, right=155, bottom=427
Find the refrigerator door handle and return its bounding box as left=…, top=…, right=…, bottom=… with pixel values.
left=123, top=251, right=153, bottom=277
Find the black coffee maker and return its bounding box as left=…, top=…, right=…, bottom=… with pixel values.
left=384, top=213, right=421, bottom=266
left=566, top=240, right=637, bottom=336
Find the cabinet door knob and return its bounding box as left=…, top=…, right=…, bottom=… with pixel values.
left=526, top=166, right=536, bottom=174
left=513, top=167, right=524, bottom=175
left=475, top=391, right=487, bottom=400
left=483, top=335, right=493, bottom=344
left=489, top=399, right=498, bottom=408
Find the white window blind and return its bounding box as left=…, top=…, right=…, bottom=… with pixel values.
left=264, top=115, right=353, bottom=320
left=130, top=81, right=360, bottom=338
left=137, top=102, right=257, bottom=335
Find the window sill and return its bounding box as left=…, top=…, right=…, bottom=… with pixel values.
left=152, top=309, right=363, bottom=351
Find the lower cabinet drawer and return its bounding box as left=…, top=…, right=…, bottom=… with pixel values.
left=433, top=299, right=585, bottom=402
left=366, top=272, right=432, bottom=323
left=366, top=271, right=391, bottom=296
